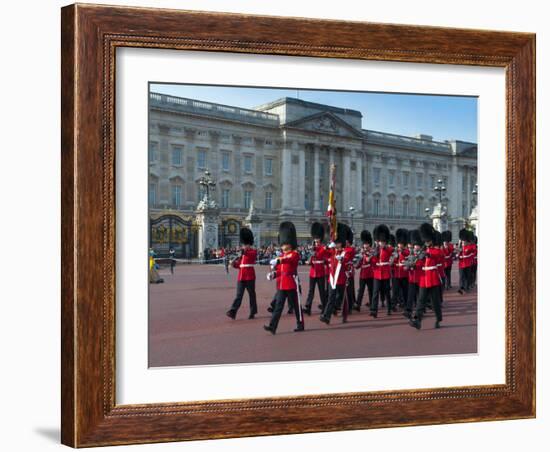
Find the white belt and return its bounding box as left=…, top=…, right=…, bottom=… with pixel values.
left=437, top=263, right=443, bottom=267
left=422, top=266, right=438, bottom=271
left=459, top=254, right=473, bottom=259
left=361, top=265, right=371, bottom=269
left=239, top=264, right=255, bottom=268
left=312, top=260, right=325, bottom=264
left=445, top=255, right=452, bottom=259
left=376, top=262, right=391, bottom=266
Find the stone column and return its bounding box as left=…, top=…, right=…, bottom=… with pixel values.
left=313, top=145, right=320, bottom=212
left=281, top=136, right=292, bottom=213
left=298, top=142, right=306, bottom=209
left=342, top=149, right=351, bottom=214
left=355, top=151, right=362, bottom=213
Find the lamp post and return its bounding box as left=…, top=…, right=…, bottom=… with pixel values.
left=349, top=206, right=355, bottom=232
left=434, top=178, right=446, bottom=204
left=198, top=169, right=216, bottom=201
left=471, top=183, right=478, bottom=208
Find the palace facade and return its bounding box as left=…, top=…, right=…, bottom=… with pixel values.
left=148, top=92, right=477, bottom=257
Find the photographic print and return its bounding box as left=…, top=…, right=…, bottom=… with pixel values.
left=147, top=84, right=479, bottom=367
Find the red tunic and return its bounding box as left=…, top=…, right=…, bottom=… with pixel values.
left=373, top=245, right=394, bottom=280
left=356, top=253, right=374, bottom=279
left=328, top=248, right=351, bottom=287
left=394, top=248, right=410, bottom=279
left=443, top=243, right=454, bottom=269
left=458, top=243, right=476, bottom=269
left=309, top=245, right=328, bottom=278
left=419, top=247, right=444, bottom=288
left=273, top=250, right=300, bottom=290
left=232, top=248, right=257, bottom=281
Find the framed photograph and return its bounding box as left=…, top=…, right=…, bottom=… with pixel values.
left=61, top=3, right=536, bottom=447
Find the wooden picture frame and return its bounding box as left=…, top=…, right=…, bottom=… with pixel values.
left=61, top=3, right=536, bottom=447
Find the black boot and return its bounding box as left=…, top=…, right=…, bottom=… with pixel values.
left=294, top=324, right=305, bottom=332
left=226, top=310, right=236, bottom=320
left=263, top=324, right=276, bottom=335
left=409, top=318, right=421, bottom=329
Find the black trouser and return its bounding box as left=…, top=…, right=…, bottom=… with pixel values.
left=415, top=285, right=443, bottom=322
left=170, top=258, right=175, bottom=274
left=444, top=267, right=452, bottom=289
left=459, top=267, right=470, bottom=291
left=323, top=284, right=345, bottom=320
left=306, top=276, right=327, bottom=311
left=371, top=278, right=391, bottom=314
left=230, top=280, right=257, bottom=315
left=356, top=278, right=373, bottom=307
left=470, top=263, right=477, bottom=288
left=391, top=277, right=408, bottom=307
left=269, top=289, right=303, bottom=331
left=405, top=282, right=419, bottom=317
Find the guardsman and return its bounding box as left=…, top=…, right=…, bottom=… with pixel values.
left=226, top=227, right=257, bottom=320
left=457, top=229, right=475, bottom=294
left=392, top=228, right=410, bottom=310
left=403, top=229, right=423, bottom=319
left=470, top=232, right=478, bottom=289
left=264, top=222, right=304, bottom=334
left=355, top=230, right=374, bottom=310
left=370, top=224, right=393, bottom=317
left=320, top=223, right=352, bottom=325
left=434, top=230, right=445, bottom=305
left=442, top=230, right=454, bottom=289
left=305, top=222, right=328, bottom=315
left=409, top=223, right=444, bottom=330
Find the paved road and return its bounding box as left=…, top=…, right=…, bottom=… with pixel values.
left=149, top=264, right=477, bottom=367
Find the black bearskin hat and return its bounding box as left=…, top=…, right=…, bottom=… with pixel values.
left=373, top=224, right=390, bottom=242
left=459, top=228, right=469, bottom=241
left=278, top=221, right=298, bottom=250
left=434, top=230, right=442, bottom=247
left=419, top=222, right=436, bottom=244
left=240, top=227, right=254, bottom=246
left=396, top=228, right=409, bottom=245
left=310, top=222, right=324, bottom=241
left=360, top=230, right=373, bottom=246
left=468, top=230, right=476, bottom=243
left=441, top=230, right=452, bottom=243
left=410, top=229, right=423, bottom=246
left=334, top=223, right=350, bottom=245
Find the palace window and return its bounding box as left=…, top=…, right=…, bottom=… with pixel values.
left=416, top=172, right=424, bottom=189
left=197, top=149, right=207, bottom=169
left=148, top=183, right=157, bottom=206
left=264, top=157, right=273, bottom=176
left=373, top=198, right=380, bottom=216
left=148, top=142, right=158, bottom=162
left=265, top=191, right=272, bottom=210
left=305, top=160, right=309, bottom=177
left=304, top=193, right=310, bottom=210
left=389, top=170, right=395, bottom=187
left=171, top=146, right=183, bottom=166
left=221, top=189, right=230, bottom=208
left=244, top=155, right=253, bottom=173
left=373, top=168, right=381, bottom=185
left=403, top=199, right=409, bottom=217
left=402, top=171, right=409, bottom=188
left=221, top=152, right=230, bottom=172
left=430, top=175, right=436, bottom=189
left=463, top=201, right=468, bottom=217
left=388, top=198, right=395, bottom=217
left=320, top=162, right=326, bottom=178
left=319, top=193, right=325, bottom=211
left=171, top=184, right=182, bottom=207
left=244, top=190, right=253, bottom=209
left=416, top=199, right=423, bottom=217
left=462, top=174, right=467, bottom=192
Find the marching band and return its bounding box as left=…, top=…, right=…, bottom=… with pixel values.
left=223, top=220, right=477, bottom=334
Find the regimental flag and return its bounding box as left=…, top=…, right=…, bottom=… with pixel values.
left=326, top=163, right=337, bottom=242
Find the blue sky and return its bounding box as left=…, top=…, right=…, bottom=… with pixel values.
left=150, top=83, right=478, bottom=143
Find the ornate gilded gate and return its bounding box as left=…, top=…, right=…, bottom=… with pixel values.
left=149, top=215, right=197, bottom=258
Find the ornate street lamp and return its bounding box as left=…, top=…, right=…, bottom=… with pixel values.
left=349, top=206, right=355, bottom=232
left=198, top=169, right=216, bottom=200
left=471, top=183, right=478, bottom=208
left=434, top=178, right=446, bottom=204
